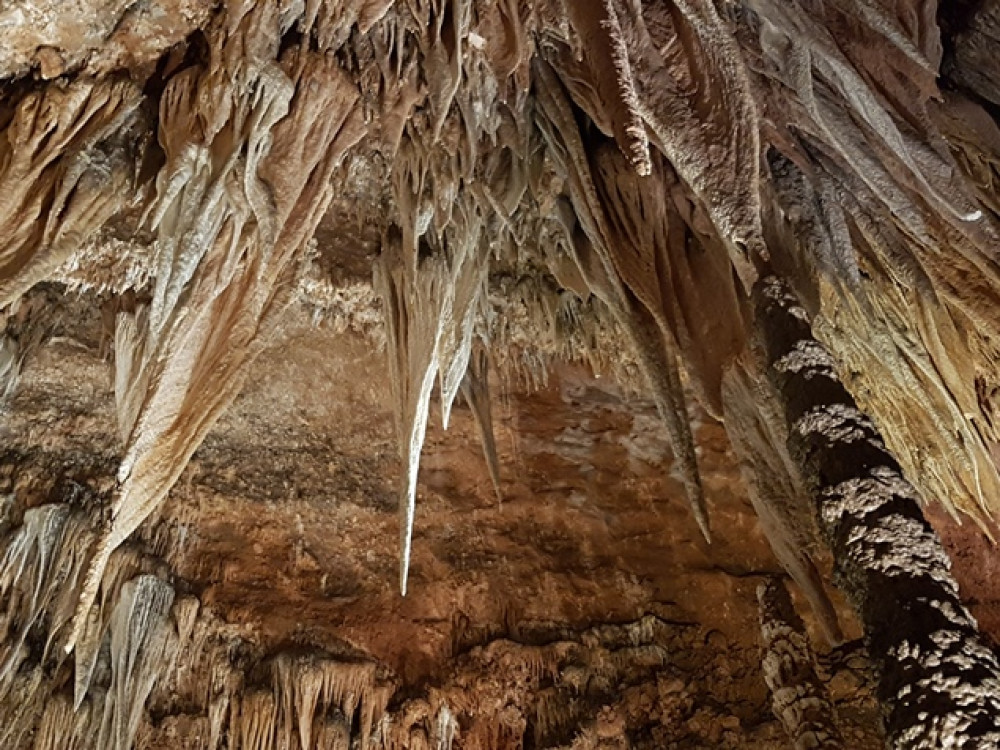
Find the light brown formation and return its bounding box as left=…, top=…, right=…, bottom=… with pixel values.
left=0, top=0, right=998, bottom=747
left=758, top=577, right=843, bottom=749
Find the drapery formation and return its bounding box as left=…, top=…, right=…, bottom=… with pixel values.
left=67, top=2, right=367, bottom=649
left=0, top=77, right=145, bottom=309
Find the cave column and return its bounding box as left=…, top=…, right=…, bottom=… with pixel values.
left=757, top=577, right=842, bottom=749
left=753, top=274, right=1000, bottom=748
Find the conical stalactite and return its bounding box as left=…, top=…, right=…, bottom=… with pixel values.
left=374, top=210, right=490, bottom=592
left=562, top=224, right=709, bottom=540
left=368, top=0, right=534, bottom=588
left=534, top=62, right=709, bottom=539
left=586, top=143, right=749, bottom=419
left=67, top=1, right=367, bottom=652
left=757, top=577, right=843, bottom=749
left=0, top=76, right=146, bottom=308
left=374, top=235, right=447, bottom=597
left=722, top=360, right=842, bottom=646
left=459, top=342, right=502, bottom=502
left=753, top=274, right=1000, bottom=747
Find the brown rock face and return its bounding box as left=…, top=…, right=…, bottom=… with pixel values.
left=0, top=1, right=998, bottom=749
left=1, top=297, right=884, bottom=748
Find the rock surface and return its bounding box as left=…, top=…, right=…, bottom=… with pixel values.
left=1, top=293, right=888, bottom=748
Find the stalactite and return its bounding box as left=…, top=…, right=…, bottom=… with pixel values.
left=374, top=235, right=451, bottom=595
left=588, top=142, right=747, bottom=418
left=758, top=577, right=843, bottom=749
left=0, top=494, right=183, bottom=749
left=33, top=693, right=100, bottom=750
left=764, top=150, right=860, bottom=301
left=812, top=285, right=997, bottom=528
left=460, top=342, right=502, bottom=501
left=0, top=287, right=68, bottom=406
left=370, top=0, right=520, bottom=589
left=0, top=502, right=100, bottom=710
left=485, top=271, right=640, bottom=393
left=932, top=90, right=1000, bottom=218
left=74, top=546, right=165, bottom=709
left=435, top=703, right=458, bottom=750
left=222, top=652, right=392, bottom=750
left=380, top=697, right=462, bottom=750
left=565, top=221, right=709, bottom=539
left=0, top=76, right=146, bottom=309
left=98, top=574, right=177, bottom=750
left=754, top=274, right=1000, bottom=747
left=67, top=0, right=367, bottom=652
left=272, top=654, right=385, bottom=750
left=722, top=359, right=842, bottom=645
left=374, top=51, right=513, bottom=584
left=0, top=502, right=87, bottom=745
left=534, top=60, right=709, bottom=540
left=236, top=690, right=279, bottom=750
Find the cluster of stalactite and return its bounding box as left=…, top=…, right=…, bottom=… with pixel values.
left=3, top=484, right=840, bottom=749
left=0, top=0, right=999, bottom=746
left=0, top=496, right=184, bottom=750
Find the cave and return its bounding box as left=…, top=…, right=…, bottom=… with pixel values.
left=0, top=0, right=999, bottom=748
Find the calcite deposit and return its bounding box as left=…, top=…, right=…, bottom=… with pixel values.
left=0, top=0, right=999, bottom=748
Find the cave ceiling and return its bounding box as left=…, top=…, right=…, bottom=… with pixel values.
left=0, top=0, right=1000, bottom=748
